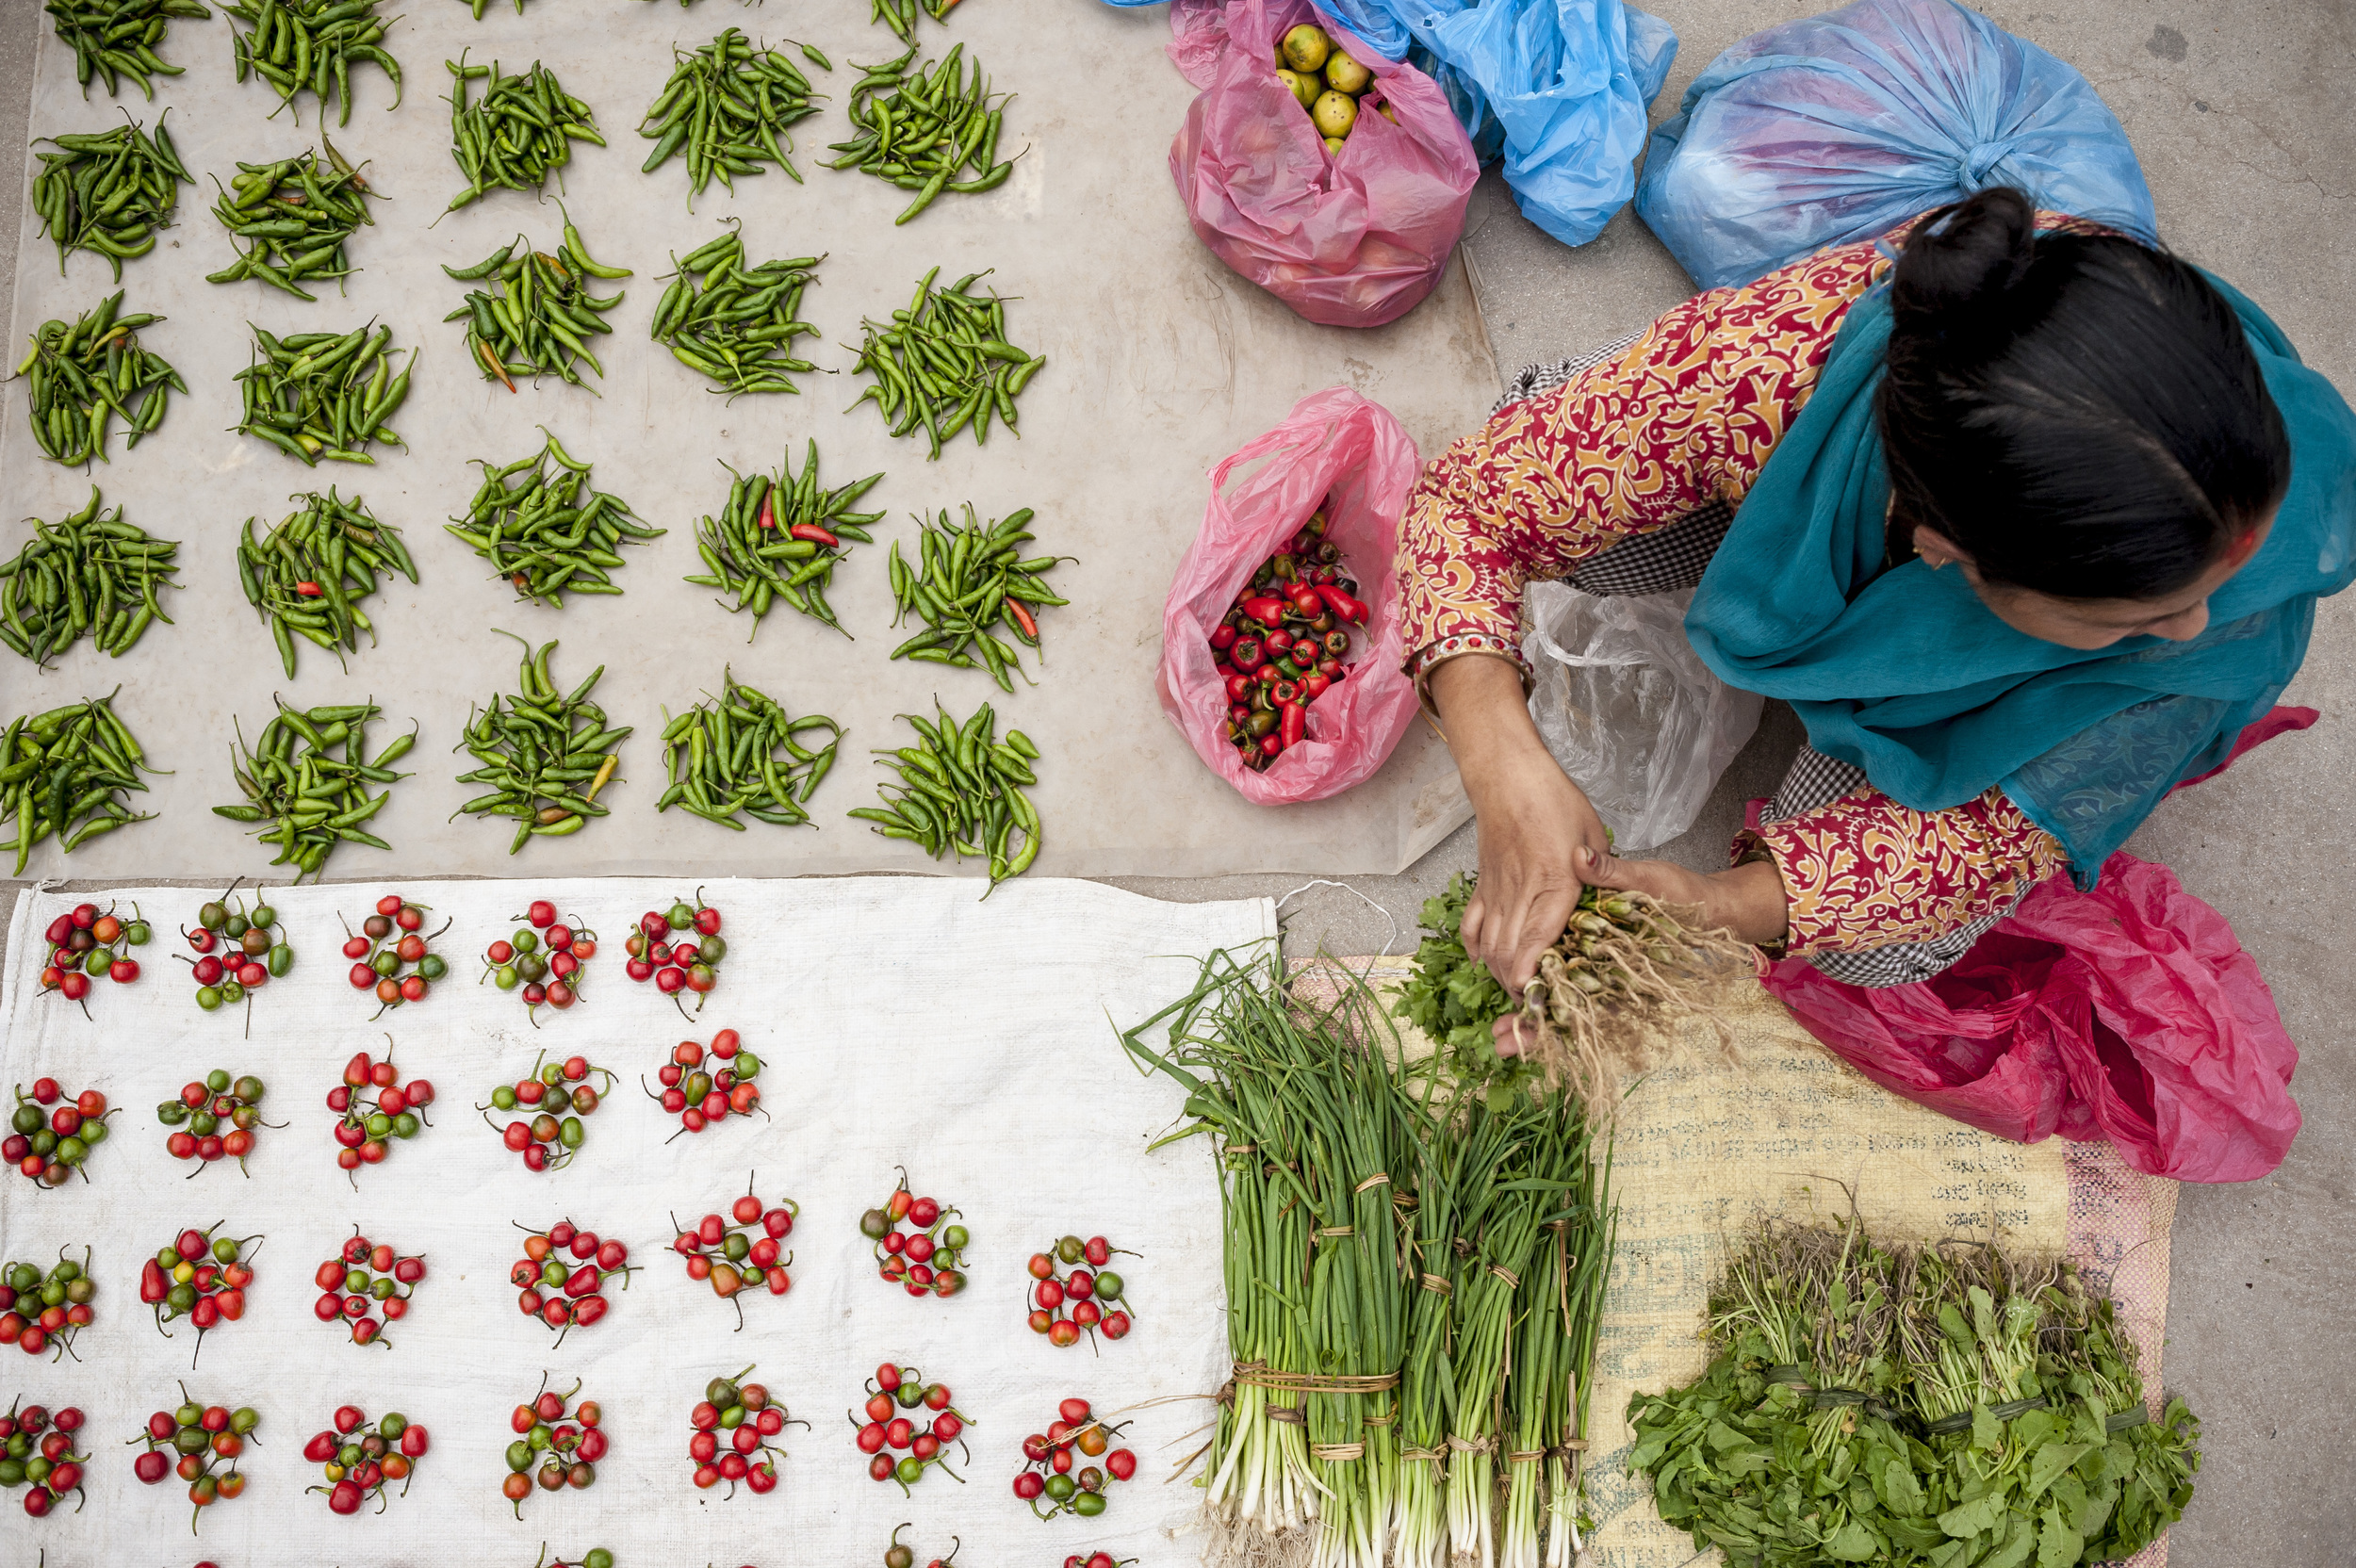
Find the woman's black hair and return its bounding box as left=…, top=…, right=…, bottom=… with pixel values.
left=1877, top=187, right=2291, bottom=601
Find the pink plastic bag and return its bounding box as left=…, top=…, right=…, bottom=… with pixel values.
left=1167, top=0, right=1481, bottom=328
left=1158, top=387, right=1422, bottom=804
left=1762, top=851, right=2302, bottom=1183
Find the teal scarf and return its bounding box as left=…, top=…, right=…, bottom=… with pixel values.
left=1687, top=275, right=2356, bottom=885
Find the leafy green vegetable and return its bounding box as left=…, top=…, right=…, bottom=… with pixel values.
left=1394, top=873, right=1521, bottom=1087
left=1626, top=1220, right=2201, bottom=1567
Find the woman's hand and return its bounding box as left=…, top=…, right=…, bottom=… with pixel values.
left=1584, top=854, right=1790, bottom=945
left=1429, top=655, right=1614, bottom=995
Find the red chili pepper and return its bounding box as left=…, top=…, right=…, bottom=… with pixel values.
left=1290, top=587, right=1323, bottom=618
left=1280, top=702, right=1306, bottom=750
left=757, top=487, right=777, bottom=530
left=789, top=521, right=838, bottom=548
left=1007, top=600, right=1039, bottom=642
left=1304, top=674, right=1332, bottom=700
left=1241, top=595, right=1287, bottom=627
left=1223, top=671, right=1252, bottom=703
left=1323, top=660, right=1348, bottom=682
left=1254, top=662, right=1281, bottom=685
left=1258, top=733, right=1284, bottom=758
left=1264, top=629, right=1293, bottom=654
left=1271, top=679, right=1301, bottom=706
left=1209, top=624, right=1236, bottom=652
left=1315, top=585, right=1369, bottom=625
left=140, top=1259, right=167, bottom=1304
left=294, top=581, right=324, bottom=597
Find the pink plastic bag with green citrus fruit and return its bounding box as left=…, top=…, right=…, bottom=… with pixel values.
left=1169, top=0, right=1480, bottom=328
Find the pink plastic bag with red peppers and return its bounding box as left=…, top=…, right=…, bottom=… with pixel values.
left=1158, top=387, right=1421, bottom=804
left=1168, top=0, right=1481, bottom=328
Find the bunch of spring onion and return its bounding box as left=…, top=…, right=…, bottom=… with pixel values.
left=1122, top=949, right=1614, bottom=1568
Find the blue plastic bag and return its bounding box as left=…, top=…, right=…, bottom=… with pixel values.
left=1384, top=1, right=1678, bottom=248
left=1635, top=0, right=2158, bottom=291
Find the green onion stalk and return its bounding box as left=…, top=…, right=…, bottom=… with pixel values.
left=1393, top=1102, right=1481, bottom=1568
left=1441, top=1111, right=1547, bottom=1568
left=1543, top=1132, right=1612, bottom=1568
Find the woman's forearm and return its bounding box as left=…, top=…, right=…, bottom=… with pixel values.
left=1429, top=654, right=1550, bottom=791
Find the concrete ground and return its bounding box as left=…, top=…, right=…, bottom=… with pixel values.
left=2, top=3, right=2348, bottom=1562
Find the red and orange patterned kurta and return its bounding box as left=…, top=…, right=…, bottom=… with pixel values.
left=1400, top=220, right=2081, bottom=955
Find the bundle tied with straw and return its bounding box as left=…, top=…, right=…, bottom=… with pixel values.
left=1123, top=947, right=1615, bottom=1568
left=1396, top=872, right=1754, bottom=1118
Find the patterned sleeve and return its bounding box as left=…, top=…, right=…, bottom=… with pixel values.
left=1746, top=787, right=2071, bottom=955
left=1397, top=237, right=1886, bottom=690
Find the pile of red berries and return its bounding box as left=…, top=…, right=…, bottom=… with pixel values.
left=312, top=1231, right=425, bottom=1348
left=0, top=1399, right=85, bottom=1517
left=133, top=1387, right=258, bottom=1529
left=883, top=1525, right=963, bottom=1568
left=8, top=1080, right=113, bottom=1186
left=688, top=1365, right=797, bottom=1497
left=645, top=1028, right=763, bottom=1135
left=485, top=1053, right=614, bottom=1172
left=304, top=1403, right=428, bottom=1514
left=329, top=1045, right=434, bottom=1179
left=181, top=885, right=292, bottom=1017
left=625, top=890, right=727, bottom=1008
left=1026, top=1234, right=1137, bottom=1348
left=511, top=1219, right=636, bottom=1342
left=484, top=899, right=597, bottom=1015
left=0, top=1251, right=94, bottom=1360
left=503, top=1378, right=610, bottom=1515
left=158, top=1070, right=274, bottom=1175
left=1012, top=1398, right=1136, bottom=1519
left=851, top=1363, right=972, bottom=1492
left=37, top=899, right=149, bottom=1006
left=141, top=1225, right=256, bottom=1362
left=342, top=891, right=450, bottom=1013
left=1208, top=509, right=1370, bottom=769
left=673, top=1179, right=797, bottom=1326
left=861, top=1170, right=969, bottom=1298
left=1061, top=1553, right=1137, bottom=1568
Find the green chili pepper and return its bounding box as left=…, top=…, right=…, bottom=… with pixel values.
left=444, top=55, right=603, bottom=209
left=205, top=141, right=376, bottom=301
left=638, top=26, right=826, bottom=206
left=221, top=0, right=403, bottom=128
left=456, top=633, right=631, bottom=855
left=859, top=700, right=1040, bottom=896
left=448, top=430, right=663, bottom=607
left=656, top=670, right=842, bottom=832
left=0, top=486, right=178, bottom=667
left=30, top=114, right=191, bottom=281
left=847, top=268, right=1041, bottom=459
left=216, top=698, right=413, bottom=884
left=45, top=0, right=214, bottom=101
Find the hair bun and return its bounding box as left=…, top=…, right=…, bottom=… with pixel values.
left=1890, top=187, right=2037, bottom=334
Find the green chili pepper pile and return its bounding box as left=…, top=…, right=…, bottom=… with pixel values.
left=447, top=430, right=664, bottom=607
left=828, top=42, right=1016, bottom=223
left=848, top=267, right=1044, bottom=459
left=687, top=439, right=884, bottom=640
left=0, top=693, right=157, bottom=874
left=234, top=321, right=414, bottom=465
left=226, top=0, right=403, bottom=127
left=17, top=291, right=184, bottom=466
left=444, top=55, right=605, bottom=211
left=851, top=701, right=1040, bottom=893
left=456, top=635, right=632, bottom=854
left=650, top=227, right=825, bottom=398
left=1627, top=1218, right=2201, bottom=1568
left=30, top=115, right=192, bottom=280
left=214, top=698, right=413, bottom=881
left=638, top=27, right=826, bottom=204
left=460, top=0, right=526, bottom=17
left=224, top=0, right=401, bottom=127
left=656, top=671, right=843, bottom=831
left=46, top=0, right=216, bottom=100
left=237, top=488, right=417, bottom=678
left=871, top=0, right=963, bottom=46
left=205, top=140, right=375, bottom=301
left=445, top=223, right=630, bottom=391
left=0, top=487, right=179, bottom=667
left=887, top=504, right=1069, bottom=692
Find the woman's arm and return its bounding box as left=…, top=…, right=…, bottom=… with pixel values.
left=1429, top=652, right=1614, bottom=994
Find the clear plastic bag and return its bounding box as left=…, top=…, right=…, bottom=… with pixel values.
left=1636, top=0, right=2157, bottom=290
left=1521, top=581, right=1762, bottom=852
left=1157, top=387, right=1423, bottom=804
left=1167, top=0, right=1480, bottom=328
left=1762, top=852, right=2303, bottom=1184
